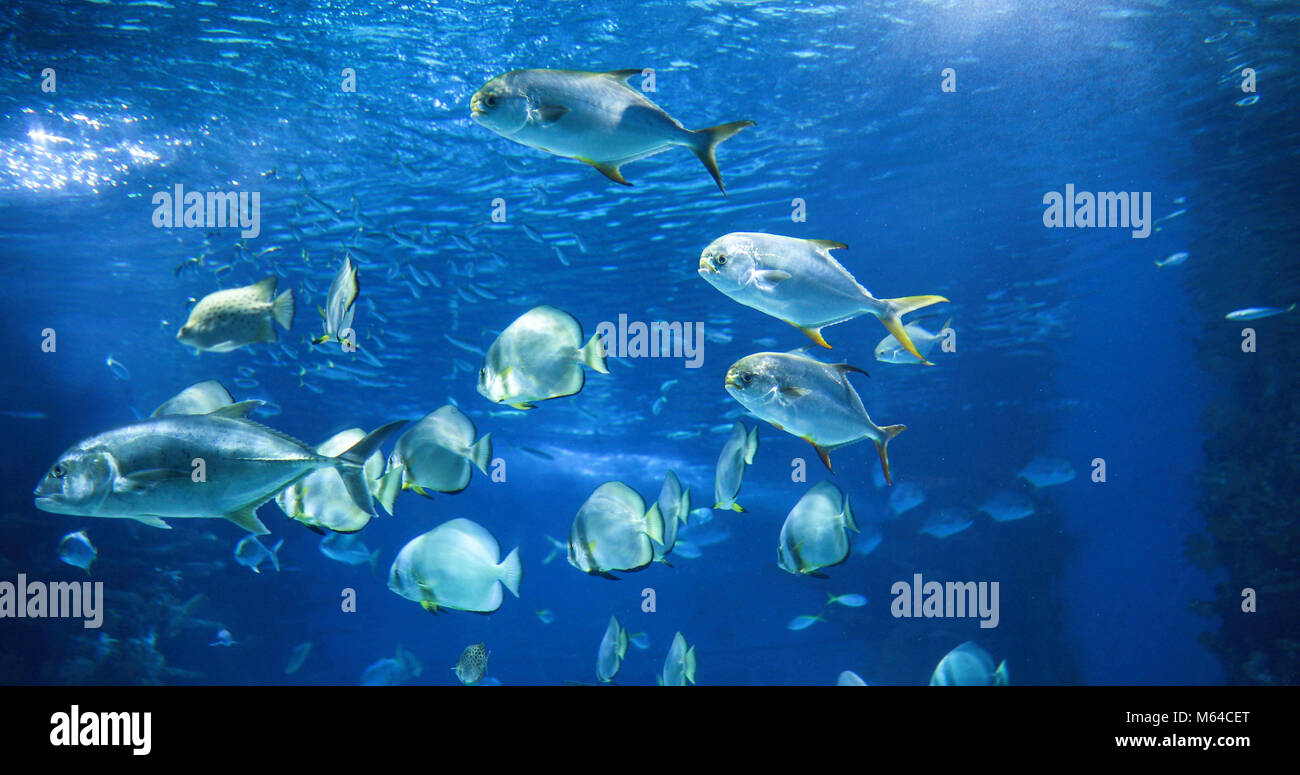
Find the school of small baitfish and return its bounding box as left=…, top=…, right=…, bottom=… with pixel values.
left=34, top=68, right=1075, bottom=685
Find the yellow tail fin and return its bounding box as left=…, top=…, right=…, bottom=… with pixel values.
left=878, top=295, right=948, bottom=364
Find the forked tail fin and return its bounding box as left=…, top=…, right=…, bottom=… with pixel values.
left=689, top=120, right=755, bottom=196
left=877, top=295, right=948, bottom=365
left=333, top=421, right=407, bottom=516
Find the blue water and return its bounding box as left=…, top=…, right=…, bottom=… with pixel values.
left=2, top=0, right=1294, bottom=685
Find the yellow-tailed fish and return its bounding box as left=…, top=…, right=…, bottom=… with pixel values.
left=698, top=232, right=947, bottom=363
left=471, top=68, right=754, bottom=195
left=724, top=351, right=905, bottom=484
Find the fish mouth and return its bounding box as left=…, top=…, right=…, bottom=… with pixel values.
left=469, top=94, right=485, bottom=117
left=723, top=375, right=741, bottom=389
left=698, top=258, right=715, bottom=274
left=33, top=495, right=64, bottom=513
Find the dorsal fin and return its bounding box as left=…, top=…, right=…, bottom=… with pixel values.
left=833, top=363, right=870, bottom=378
left=251, top=276, right=278, bottom=299
left=603, top=68, right=644, bottom=84
left=807, top=239, right=848, bottom=251
left=207, top=400, right=266, bottom=419
left=216, top=413, right=315, bottom=451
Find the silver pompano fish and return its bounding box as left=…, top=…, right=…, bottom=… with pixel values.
left=477, top=305, right=609, bottom=409
left=235, top=535, right=282, bottom=573
left=178, top=276, right=295, bottom=352
left=724, top=351, right=905, bottom=484
left=319, top=532, right=381, bottom=570
left=470, top=69, right=754, bottom=194
left=34, top=403, right=404, bottom=535
left=875, top=318, right=952, bottom=365
left=698, top=233, right=948, bottom=362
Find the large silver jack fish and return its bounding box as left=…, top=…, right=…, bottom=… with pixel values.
left=34, top=383, right=404, bottom=534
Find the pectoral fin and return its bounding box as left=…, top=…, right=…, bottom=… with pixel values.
left=132, top=515, right=172, bottom=530
left=753, top=269, right=792, bottom=292
left=535, top=105, right=570, bottom=123
left=780, top=386, right=811, bottom=399
left=115, top=469, right=191, bottom=493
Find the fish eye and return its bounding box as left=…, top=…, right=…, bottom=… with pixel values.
left=484, top=95, right=498, bottom=108
left=742, top=372, right=753, bottom=383
left=716, top=254, right=727, bottom=266
left=52, top=465, right=64, bottom=478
